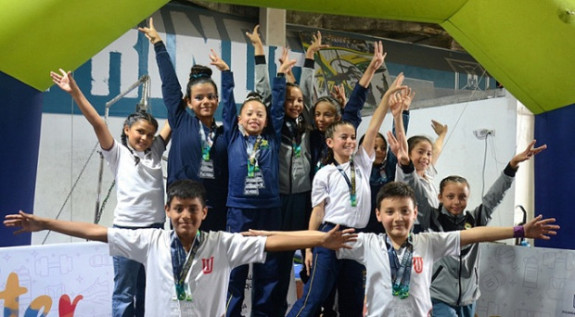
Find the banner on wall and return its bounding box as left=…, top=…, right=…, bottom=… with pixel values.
left=0, top=242, right=113, bottom=316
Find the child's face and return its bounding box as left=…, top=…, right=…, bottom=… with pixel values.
left=124, top=119, right=157, bottom=152
left=238, top=101, right=267, bottom=135
left=166, top=197, right=207, bottom=239
left=187, top=83, right=219, bottom=120
left=438, top=181, right=469, bottom=215
left=314, top=101, right=339, bottom=132
left=326, top=124, right=356, bottom=160
left=376, top=196, right=417, bottom=242
left=409, top=141, right=433, bottom=173
left=285, top=86, right=304, bottom=119
left=374, top=136, right=387, bottom=164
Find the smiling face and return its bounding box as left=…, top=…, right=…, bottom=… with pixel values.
left=409, top=140, right=433, bottom=175
left=165, top=196, right=207, bottom=245
left=376, top=196, right=418, bottom=245
left=285, top=86, right=304, bottom=119
left=326, top=123, right=356, bottom=162
left=238, top=100, right=267, bottom=135
left=374, top=135, right=387, bottom=164
left=187, top=82, right=219, bottom=121
left=314, top=101, right=340, bottom=132
left=438, top=181, right=470, bottom=216
left=123, top=119, right=157, bottom=152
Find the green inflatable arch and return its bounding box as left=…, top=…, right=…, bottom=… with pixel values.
left=1, top=0, right=574, bottom=114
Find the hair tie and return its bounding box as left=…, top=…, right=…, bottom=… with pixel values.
left=190, top=73, right=210, bottom=80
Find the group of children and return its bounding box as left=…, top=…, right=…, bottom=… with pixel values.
left=3, top=17, right=559, bottom=317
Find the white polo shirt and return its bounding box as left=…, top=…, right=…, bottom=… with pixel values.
left=338, top=231, right=460, bottom=316
left=108, top=228, right=267, bottom=316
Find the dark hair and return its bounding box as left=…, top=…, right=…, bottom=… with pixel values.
left=313, top=96, right=343, bottom=118
left=285, top=82, right=310, bottom=133
left=120, top=111, right=159, bottom=165
left=166, top=179, right=207, bottom=207
left=240, top=91, right=266, bottom=113
left=407, top=135, right=433, bottom=154
left=439, top=175, right=470, bottom=194
left=358, top=132, right=387, bottom=148
left=321, top=121, right=355, bottom=165
left=376, top=182, right=416, bottom=210
left=185, top=65, right=218, bottom=101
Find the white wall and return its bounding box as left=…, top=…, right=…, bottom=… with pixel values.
left=357, top=91, right=528, bottom=241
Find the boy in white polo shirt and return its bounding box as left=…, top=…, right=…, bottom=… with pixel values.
left=337, top=181, right=558, bottom=317
left=3, top=179, right=356, bottom=317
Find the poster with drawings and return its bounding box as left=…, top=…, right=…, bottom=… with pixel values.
left=477, top=243, right=575, bottom=316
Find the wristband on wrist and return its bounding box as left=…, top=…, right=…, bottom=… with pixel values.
left=513, top=225, right=525, bottom=238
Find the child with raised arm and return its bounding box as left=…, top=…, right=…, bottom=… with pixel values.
left=246, top=26, right=328, bottom=313
left=50, top=69, right=170, bottom=317
left=139, top=17, right=229, bottom=232
left=359, top=87, right=413, bottom=234
left=388, top=107, right=547, bottom=316
left=336, top=181, right=558, bottom=316
left=393, top=118, right=448, bottom=216
left=4, top=179, right=357, bottom=317
left=310, top=41, right=387, bottom=175
left=215, top=46, right=297, bottom=316
left=287, top=74, right=407, bottom=317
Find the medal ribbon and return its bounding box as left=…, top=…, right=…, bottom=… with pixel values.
left=334, top=158, right=357, bottom=207
left=385, top=234, right=413, bottom=299
left=170, top=231, right=204, bottom=301
left=246, top=135, right=263, bottom=178
left=199, top=120, right=217, bottom=161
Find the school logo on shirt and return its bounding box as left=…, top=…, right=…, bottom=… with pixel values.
left=413, top=257, right=423, bottom=274
left=202, top=257, right=214, bottom=274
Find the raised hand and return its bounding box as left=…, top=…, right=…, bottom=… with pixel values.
left=138, top=17, right=162, bottom=44
left=245, top=24, right=264, bottom=56
left=50, top=69, right=75, bottom=93
left=330, top=83, right=347, bottom=107
left=509, top=140, right=547, bottom=168
left=431, top=120, right=448, bottom=137
left=388, top=130, right=409, bottom=165
left=209, top=49, right=229, bottom=72
left=368, top=41, right=386, bottom=72
left=305, top=30, right=330, bottom=59
left=278, top=47, right=297, bottom=75
left=523, top=215, right=559, bottom=240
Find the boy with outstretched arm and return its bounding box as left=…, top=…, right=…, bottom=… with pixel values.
left=3, top=179, right=356, bottom=317
left=335, top=181, right=558, bottom=316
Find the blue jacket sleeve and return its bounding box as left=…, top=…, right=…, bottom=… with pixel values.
left=270, top=75, right=286, bottom=144
left=154, top=41, right=185, bottom=126
left=342, top=83, right=368, bottom=128
left=221, top=71, right=237, bottom=143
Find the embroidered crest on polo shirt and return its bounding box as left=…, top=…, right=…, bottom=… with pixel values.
left=202, top=257, right=214, bottom=274
left=413, top=257, right=423, bottom=274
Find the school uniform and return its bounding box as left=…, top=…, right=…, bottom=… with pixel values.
left=395, top=160, right=439, bottom=233
left=108, top=228, right=267, bottom=317
left=154, top=41, right=229, bottom=231
left=221, top=70, right=286, bottom=316
left=416, top=164, right=517, bottom=316
left=287, top=147, right=374, bottom=317
left=310, top=82, right=368, bottom=177
left=337, top=231, right=460, bottom=317
left=102, top=137, right=166, bottom=317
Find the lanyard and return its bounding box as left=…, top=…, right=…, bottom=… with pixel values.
left=285, top=119, right=301, bottom=157
left=334, top=159, right=357, bottom=207
left=199, top=120, right=217, bottom=161
left=385, top=234, right=413, bottom=299
left=170, top=231, right=203, bottom=301
left=246, top=135, right=263, bottom=178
